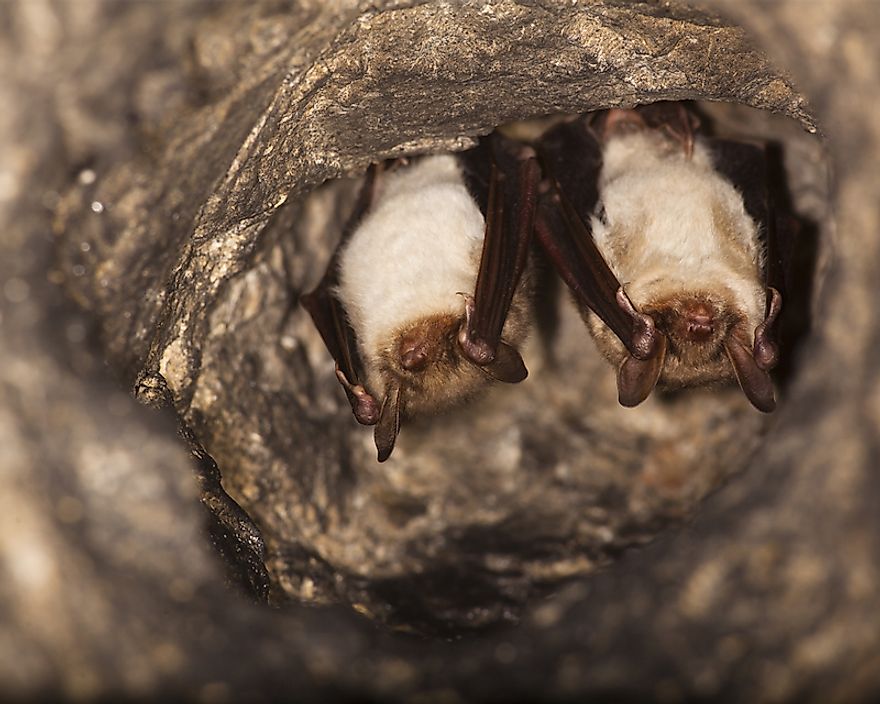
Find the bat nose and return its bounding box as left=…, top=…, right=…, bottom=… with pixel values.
left=399, top=337, right=431, bottom=372
left=680, top=300, right=715, bottom=342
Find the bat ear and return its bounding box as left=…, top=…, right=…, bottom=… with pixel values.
left=616, top=336, right=667, bottom=407
left=374, top=384, right=402, bottom=462
left=480, top=342, right=528, bottom=383
left=724, top=336, right=776, bottom=413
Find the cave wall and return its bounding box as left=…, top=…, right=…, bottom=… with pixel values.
left=1, top=0, right=878, bottom=701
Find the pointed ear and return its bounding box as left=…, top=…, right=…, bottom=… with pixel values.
left=724, top=337, right=776, bottom=413
left=374, top=384, right=402, bottom=462
left=616, top=335, right=667, bottom=407
left=480, top=342, right=528, bottom=383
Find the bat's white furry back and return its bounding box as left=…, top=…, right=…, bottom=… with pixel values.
left=337, top=155, right=483, bottom=357
left=591, top=130, right=765, bottom=328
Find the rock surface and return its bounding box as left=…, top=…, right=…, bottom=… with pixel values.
left=1, top=0, right=877, bottom=701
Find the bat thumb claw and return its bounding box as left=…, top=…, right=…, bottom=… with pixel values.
left=456, top=294, right=497, bottom=365
left=753, top=339, right=779, bottom=372
left=458, top=328, right=496, bottom=366
left=480, top=342, right=527, bottom=384
left=616, top=287, right=664, bottom=360
left=335, top=368, right=380, bottom=425
left=752, top=288, right=783, bottom=371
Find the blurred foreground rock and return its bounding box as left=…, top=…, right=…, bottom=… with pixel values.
left=1, top=0, right=878, bottom=701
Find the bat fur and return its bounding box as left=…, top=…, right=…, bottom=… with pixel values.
left=586, top=123, right=767, bottom=390
left=335, top=154, right=531, bottom=419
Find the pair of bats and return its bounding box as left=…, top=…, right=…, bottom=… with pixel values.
left=301, top=102, right=791, bottom=462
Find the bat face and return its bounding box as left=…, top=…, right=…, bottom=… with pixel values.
left=371, top=289, right=532, bottom=419
left=376, top=313, right=483, bottom=417
left=587, top=289, right=755, bottom=389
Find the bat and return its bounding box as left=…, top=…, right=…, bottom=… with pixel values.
left=301, top=135, right=540, bottom=461
left=535, top=102, right=790, bottom=412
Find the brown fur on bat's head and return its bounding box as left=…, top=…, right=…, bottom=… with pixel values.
left=585, top=286, right=766, bottom=391
left=368, top=278, right=532, bottom=460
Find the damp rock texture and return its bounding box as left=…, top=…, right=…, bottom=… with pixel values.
left=2, top=0, right=879, bottom=702
left=51, top=0, right=824, bottom=636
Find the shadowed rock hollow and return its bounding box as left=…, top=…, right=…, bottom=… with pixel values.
left=52, top=0, right=823, bottom=634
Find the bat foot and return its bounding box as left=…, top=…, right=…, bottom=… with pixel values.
left=603, top=108, right=646, bottom=139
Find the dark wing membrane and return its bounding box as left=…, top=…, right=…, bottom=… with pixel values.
left=311, top=161, right=380, bottom=287
left=535, top=118, right=636, bottom=351
left=705, top=139, right=775, bottom=279
left=706, top=139, right=770, bottom=236
left=708, top=137, right=788, bottom=391
left=300, top=164, right=380, bottom=422
left=300, top=287, right=363, bottom=393
left=458, top=134, right=539, bottom=364
left=458, top=138, right=492, bottom=217
left=770, top=209, right=798, bottom=306
left=706, top=137, right=794, bottom=317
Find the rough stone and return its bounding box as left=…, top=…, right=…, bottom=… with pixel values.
left=1, top=0, right=877, bottom=701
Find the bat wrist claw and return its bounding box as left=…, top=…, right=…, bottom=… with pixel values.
left=335, top=368, right=379, bottom=425
left=752, top=287, right=783, bottom=371
left=458, top=325, right=495, bottom=365
left=457, top=293, right=496, bottom=365
left=753, top=339, right=779, bottom=371
left=616, top=287, right=663, bottom=360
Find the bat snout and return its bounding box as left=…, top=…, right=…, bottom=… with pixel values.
left=399, top=336, right=432, bottom=372
left=680, top=300, right=716, bottom=343
left=645, top=297, right=720, bottom=347
left=395, top=315, right=459, bottom=374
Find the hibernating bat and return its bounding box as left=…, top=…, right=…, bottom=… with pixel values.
left=301, top=135, right=540, bottom=461
left=535, top=102, right=790, bottom=412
